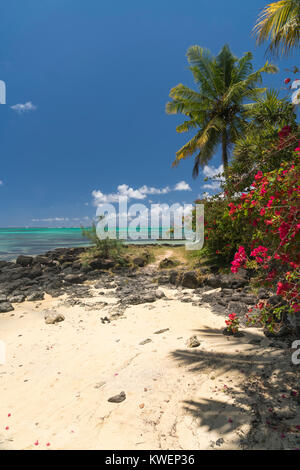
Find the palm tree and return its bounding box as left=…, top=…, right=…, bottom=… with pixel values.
left=166, top=45, right=277, bottom=177
left=254, top=0, right=300, bottom=56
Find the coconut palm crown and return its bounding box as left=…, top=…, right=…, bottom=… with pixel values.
left=166, top=44, right=277, bottom=177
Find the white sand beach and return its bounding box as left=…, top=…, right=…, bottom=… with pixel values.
left=1, top=282, right=298, bottom=451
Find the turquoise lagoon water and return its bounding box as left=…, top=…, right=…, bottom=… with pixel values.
left=0, top=228, right=92, bottom=261
left=0, top=227, right=185, bottom=261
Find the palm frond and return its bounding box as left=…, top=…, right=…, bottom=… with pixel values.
left=254, top=0, right=300, bottom=56
left=173, top=117, right=223, bottom=166
left=223, top=62, right=277, bottom=106
left=192, top=130, right=221, bottom=177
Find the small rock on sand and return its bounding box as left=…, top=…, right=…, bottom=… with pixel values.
left=44, top=312, right=65, bottom=325
left=94, top=381, right=106, bottom=389
left=139, top=338, right=152, bottom=345
left=108, top=391, right=126, bottom=403
left=155, top=289, right=166, bottom=299
left=186, top=335, right=201, bottom=348
left=154, top=328, right=169, bottom=335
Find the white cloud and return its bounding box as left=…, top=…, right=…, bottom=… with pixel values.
left=202, top=164, right=224, bottom=192
left=174, top=181, right=191, bottom=191
left=138, top=185, right=171, bottom=195
left=11, top=101, right=37, bottom=113
left=203, top=164, right=224, bottom=179
left=92, top=181, right=193, bottom=206
left=92, top=183, right=172, bottom=205
left=31, top=217, right=69, bottom=223
left=0, top=181, right=3, bottom=186
left=203, top=181, right=223, bottom=190
left=31, top=216, right=93, bottom=225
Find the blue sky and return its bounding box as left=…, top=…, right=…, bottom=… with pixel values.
left=0, top=0, right=295, bottom=227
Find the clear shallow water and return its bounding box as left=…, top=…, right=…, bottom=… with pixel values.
left=0, top=228, right=92, bottom=261
left=0, top=227, right=185, bottom=261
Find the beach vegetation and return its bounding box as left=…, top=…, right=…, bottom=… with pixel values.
left=81, top=223, right=126, bottom=265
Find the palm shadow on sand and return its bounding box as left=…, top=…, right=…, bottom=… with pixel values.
left=171, top=327, right=298, bottom=448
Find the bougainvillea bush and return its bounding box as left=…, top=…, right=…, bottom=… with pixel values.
left=229, top=147, right=300, bottom=330
left=225, top=313, right=240, bottom=335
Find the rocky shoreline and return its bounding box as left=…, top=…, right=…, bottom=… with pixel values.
left=0, top=247, right=297, bottom=338
left=1, top=246, right=299, bottom=450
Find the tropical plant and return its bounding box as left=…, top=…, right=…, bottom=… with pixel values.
left=229, top=152, right=300, bottom=330
left=166, top=44, right=277, bottom=177
left=228, top=90, right=299, bottom=191
left=225, top=313, right=240, bottom=335
left=81, top=223, right=124, bottom=261
left=254, top=0, right=300, bottom=56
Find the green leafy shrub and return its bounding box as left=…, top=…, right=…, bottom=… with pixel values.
left=195, top=195, right=253, bottom=267
left=81, top=223, right=125, bottom=262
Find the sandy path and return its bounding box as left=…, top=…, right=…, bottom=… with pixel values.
left=145, top=249, right=175, bottom=271
left=0, top=288, right=286, bottom=450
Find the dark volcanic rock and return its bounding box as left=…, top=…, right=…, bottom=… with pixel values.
left=0, top=267, right=27, bottom=281
left=125, top=292, right=157, bottom=305
left=205, top=275, right=221, bottom=288
left=219, top=272, right=247, bottom=288
left=33, top=255, right=55, bottom=266
left=268, top=295, right=286, bottom=306
left=159, top=258, right=177, bottom=269
left=45, top=279, right=63, bottom=290
left=205, top=270, right=248, bottom=289
left=169, top=270, right=179, bottom=285
left=16, top=255, right=33, bottom=267
left=0, top=279, right=30, bottom=295
left=155, top=289, right=165, bottom=299
left=27, top=291, right=45, bottom=301
left=202, top=291, right=222, bottom=303
left=133, top=257, right=147, bottom=267
left=108, top=391, right=126, bottom=403
left=64, top=273, right=86, bottom=284
left=8, top=294, right=26, bottom=303
left=0, top=302, right=14, bottom=313
left=226, top=301, right=248, bottom=316
left=181, top=271, right=201, bottom=289
left=0, top=261, right=12, bottom=269
left=27, top=266, right=43, bottom=279
left=221, top=288, right=235, bottom=296
left=157, top=273, right=170, bottom=285
left=258, top=288, right=270, bottom=300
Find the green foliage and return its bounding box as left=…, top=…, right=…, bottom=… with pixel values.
left=166, top=44, right=277, bottom=175
left=227, top=91, right=299, bottom=192
left=81, top=223, right=125, bottom=261
left=196, top=196, right=254, bottom=266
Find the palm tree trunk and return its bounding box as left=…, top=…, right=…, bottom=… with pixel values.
left=222, top=131, right=228, bottom=169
